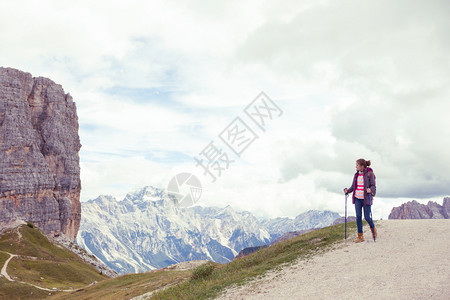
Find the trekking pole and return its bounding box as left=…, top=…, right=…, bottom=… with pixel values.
left=345, top=193, right=348, bottom=239
left=368, top=193, right=376, bottom=242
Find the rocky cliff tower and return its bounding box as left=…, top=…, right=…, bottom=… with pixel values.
left=0, top=67, right=81, bottom=241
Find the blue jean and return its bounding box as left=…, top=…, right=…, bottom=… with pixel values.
left=355, top=198, right=374, bottom=233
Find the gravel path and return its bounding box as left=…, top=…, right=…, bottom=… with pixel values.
left=217, top=219, right=450, bottom=299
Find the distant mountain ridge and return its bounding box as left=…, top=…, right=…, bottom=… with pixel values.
left=388, top=198, right=449, bottom=219
left=76, top=186, right=342, bottom=274
left=77, top=187, right=271, bottom=274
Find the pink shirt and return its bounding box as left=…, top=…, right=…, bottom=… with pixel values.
left=355, top=172, right=364, bottom=199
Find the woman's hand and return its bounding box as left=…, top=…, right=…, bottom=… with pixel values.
left=367, top=188, right=371, bottom=193
left=344, top=188, right=348, bottom=194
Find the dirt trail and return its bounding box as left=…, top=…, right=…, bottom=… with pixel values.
left=0, top=251, right=77, bottom=292
left=1, top=253, right=17, bottom=281
left=217, top=219, right=450, bottom=299
left=0, top=225, right=98, bottom=293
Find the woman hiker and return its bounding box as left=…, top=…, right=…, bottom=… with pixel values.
left=344, top=158, right=377, bottom=242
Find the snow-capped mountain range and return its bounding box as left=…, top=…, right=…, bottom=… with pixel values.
left=76, top=186, right=341, bottom=274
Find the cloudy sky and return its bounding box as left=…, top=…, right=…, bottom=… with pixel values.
left=1, top=0, right=449, bottom=219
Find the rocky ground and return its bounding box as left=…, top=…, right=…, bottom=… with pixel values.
left=217, top=219, right=450, bottom=299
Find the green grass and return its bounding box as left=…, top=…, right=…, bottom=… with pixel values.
left=0, top=225, right=107, bottom=296
left=0, top=251, right=9, bottom=267
left=8, top=259, right=105, bottom=289
left=151, top=221, right=359, bottom=299
left=0, top=230, right=19, bottom=255
left=51, top=269, right=192, bottom=299
left=0, top=278, right=53, bottom=299
left=0, top=225, right=76, bottom=260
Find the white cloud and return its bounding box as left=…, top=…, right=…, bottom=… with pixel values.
left=1, top=0, right=449, bottom=220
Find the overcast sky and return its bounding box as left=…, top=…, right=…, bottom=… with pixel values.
left=1, top=0, right=449, bottom=219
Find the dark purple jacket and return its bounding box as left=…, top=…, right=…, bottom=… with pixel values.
left=347, top=168, right=376, bottom=205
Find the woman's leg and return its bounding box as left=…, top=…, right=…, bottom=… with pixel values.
left=355, top=198, right=363, bottom=233
left=363, top=204, right=375, bottom=228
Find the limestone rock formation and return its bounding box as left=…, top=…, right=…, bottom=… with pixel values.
left=0, top=67, right=81, bottom=241
left=388, top=198, right=449, bottom=219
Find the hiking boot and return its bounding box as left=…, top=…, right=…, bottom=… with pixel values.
left=354, top=233, right=364, bottom=243
left=371, top=226, right=377, bottom=238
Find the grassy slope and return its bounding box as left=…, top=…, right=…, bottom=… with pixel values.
left=0, top=278, right=53, bottom=299
left=0, top=251, right=9, bottom=268
left=0, top=224, right=107, bottom=298
left=151, top=221, right=359, bottom=300
left=51, top=269, right=192, bottom=300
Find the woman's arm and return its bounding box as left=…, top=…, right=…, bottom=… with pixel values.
left=368, top=171, right=376, bottom=196
left=345, top=174, right=356, bottom=194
